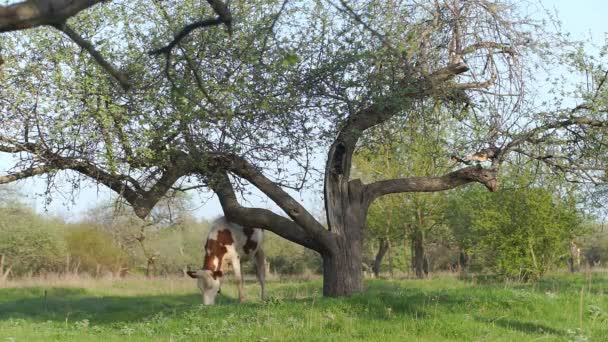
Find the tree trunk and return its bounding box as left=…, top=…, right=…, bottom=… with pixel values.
left=323, top=146, right=366, bottom=296
left=412, top=229, right=427, bottom=278
left=372, top=238, right=390, bottom=277
left=458, top=249, right=469, bottom=274
left=146, top=256, right=156, bottom=278
left=569, top=240, right=581, bottom=273
left=0, top=255, right=11, bottom=282
left=322, top=232, right=363, bottom=296
left=387, top=238, right=394, bottom=277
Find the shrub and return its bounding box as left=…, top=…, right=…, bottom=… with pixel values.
left=65, top=226, right=130, bottom=275
left=0, top=205, right=67, bottom=276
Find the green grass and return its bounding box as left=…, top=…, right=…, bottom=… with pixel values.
left=1, top=273, right=607, bottom=341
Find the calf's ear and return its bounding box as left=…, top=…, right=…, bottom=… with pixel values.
left=212, top=270, right=223, bottom=279
left=186, top=270, right=199, bottom=278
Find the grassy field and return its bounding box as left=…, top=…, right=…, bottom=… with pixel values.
left=0, top=272, right=607, bottom=341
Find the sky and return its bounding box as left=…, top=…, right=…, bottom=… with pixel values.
left=0, top=0, right=607, bottom=221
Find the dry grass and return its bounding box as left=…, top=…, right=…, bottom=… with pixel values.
left=0, top=273, right=195, bottom=296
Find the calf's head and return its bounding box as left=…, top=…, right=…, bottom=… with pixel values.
left=187, top=269, right=223, bottom=305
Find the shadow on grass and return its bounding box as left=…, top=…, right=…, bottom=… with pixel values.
left=0, top=275, right=599, bottom=333
left=475, top=316, right=564, bottom=336
left=0, top=282, right=469, bottom=325
left=0, top=287, right=201, bottom=324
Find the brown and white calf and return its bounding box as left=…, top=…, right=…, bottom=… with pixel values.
left=187, top=217, right=266, bottom=305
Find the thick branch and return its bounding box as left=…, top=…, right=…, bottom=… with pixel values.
left=0, top=0, right=104, bottom=32
left=149, top=0, right=231, bottom=55
left=324, top=62, right=469, bottom=229
left=0, top=165, right=53, bottom=184
left=0, top=139, right=189, bottom=219
left=209, top=171, right=326, bottom=252
left=364, top=166, right=498, bottom=205
left=55, top=23, right=131, bottom=90
left=207, top=153, right=333, bottom=246
left=337, top=62, right=469, bottom=149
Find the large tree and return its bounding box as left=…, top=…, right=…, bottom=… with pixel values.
left=1, top=0, right=607, bottom=296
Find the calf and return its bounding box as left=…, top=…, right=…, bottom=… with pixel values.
left=187, top=217, right=266, bottom=305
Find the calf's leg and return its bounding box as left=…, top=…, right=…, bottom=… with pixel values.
left=231, top=256, right=245, bottom=303
left=255, top=248, right=267, bottom=300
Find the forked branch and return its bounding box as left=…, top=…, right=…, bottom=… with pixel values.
left=209, top=171, right=327, bottom=252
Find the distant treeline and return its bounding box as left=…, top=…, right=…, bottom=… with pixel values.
left=0, top=191, right=320, bottom=279
left=1, top=186, right=606, bottom=282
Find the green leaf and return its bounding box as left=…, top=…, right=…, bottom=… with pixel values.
left=281, top=52, right=300, bottom=67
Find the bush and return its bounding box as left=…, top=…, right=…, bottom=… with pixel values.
left=447, top=187, right=582, bottom=281
left=264, top=232, right=322, bottom=275
left=65, top=226, right=130, bottom=275
left=0, top=205, right=67, bottom=276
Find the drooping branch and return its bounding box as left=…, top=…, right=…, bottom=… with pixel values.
left=513, top=149, right=608, bottom=173
left=210, top=152, right=329, bottom=240
left=54, top=23, right=131, bottom=90
left=0, top=165, right=54, bottom=184
left=209, top=171, right=326, bottom=252
left=364, top=166, right=498, bottom=205
left=0, top=0, right=104, bottom=32
left=149, top=0, right=231, bottom=56
left=500, top=113, right=608, bottom=162
left=149, top=18, right=223, bottom=56
left=0, top=138, right=190, bottom=219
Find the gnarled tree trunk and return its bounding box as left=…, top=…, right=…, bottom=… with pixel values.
left=324, top=143, right=366, bottom=295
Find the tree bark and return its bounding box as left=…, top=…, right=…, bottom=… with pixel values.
left=569, top=240, right=581, bottom=273
left=322, top=231, right=363, bottom=296
left=412, top=229, right=427, bottom=278
left=0, top=0, right=105, bottom=32
left=372, top=238, right=390, bottom=277
left=458, top=249, right=469, bottom=273
left=323, top=145, right=366, bottom=296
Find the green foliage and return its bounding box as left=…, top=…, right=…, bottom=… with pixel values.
left=354, top=107, right=455, bottom=275
left=144, top=219, right=210, bottom=275
left=64, top=227, right=130, bottom=274
left=0, top=204, right=67, bottom=276
left=263, top=232, right=321, bottom=274
left=446, top=186, right=584, bottom=281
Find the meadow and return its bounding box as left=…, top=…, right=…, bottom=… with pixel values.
left=0, top=272, right=607, bottom=341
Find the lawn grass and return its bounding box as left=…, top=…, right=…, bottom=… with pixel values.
left=0, top=272, right=607, bottom=341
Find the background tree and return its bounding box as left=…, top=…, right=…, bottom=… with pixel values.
left=0, top=200, right=67, bottom=276
left=445, top=183, right=585, bottom=281
left=355, top=103, right=456, bottom=278
left=64, top=226, right=130, bottom=276
left=1, top=0, right=607, bottom=296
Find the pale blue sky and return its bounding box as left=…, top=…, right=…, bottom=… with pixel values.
left=0, top=0, right=606, bottom=221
